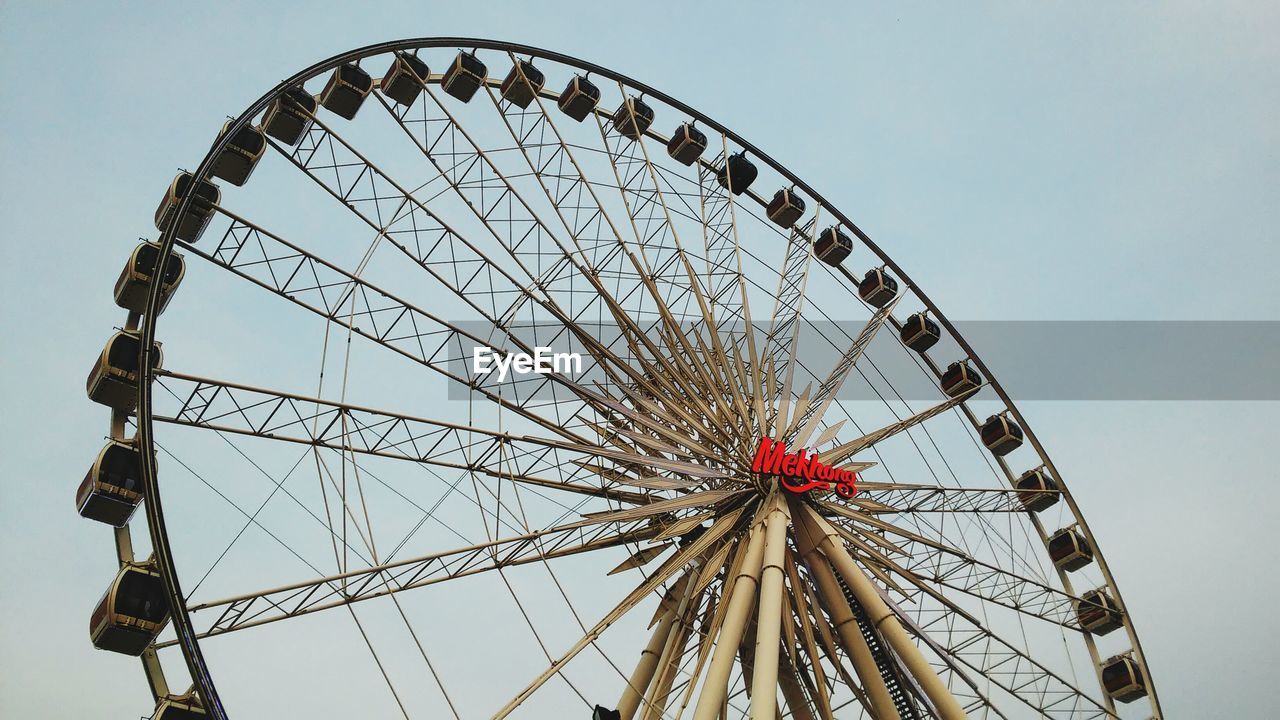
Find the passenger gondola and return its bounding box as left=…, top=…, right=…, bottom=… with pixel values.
left=210, top=121, right=266, bottom=186
left=318, top=63, right=373, bottom=120
left=716, top=152, right=757, bottom=194
left=152, top=692, right=206, bottom=720
left=592, top=706, right=621, bottom=720
left=1013, top=467, right=1059, bottom=512
left=667, top=123, right=707, bottom=165
left=813, top=226, right=853, bottom=266
left=154, top=172, right=219, bottom=242
left=441, top=51, right=487, bottom=103
left=1048, top=527, right=1093, bottom=572
left=381, top=52, right=430, bottom=106
left=613, top=96, right=654, bottom=140
left=900, top=312, right=941, bottom=353
left=858, top=267, right=899, bottom=308
left=76, top=439, right=144, bottom=527
left=90, top=561, right=169, bottom=655
left=558, top=75, right=600, bottom=121
left=86, top=331, right=162, bottom=412
left=500, top=59, right=546, bottom=108
left=941, top=360, right=982, bottom=397
left=114, top=242, right=184, bottom=315
left=260, top=86, right=317, bottom=146
left=1076, top=588, right=1124, bottom=635
left=766, top=188, right=805, bottom=228
left=1101, top=655, right=1148, bottom=703
left=980, top=413, right=1024, bottom=455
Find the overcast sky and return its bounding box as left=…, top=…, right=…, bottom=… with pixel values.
left=1, top=1, right=1277, bottom=717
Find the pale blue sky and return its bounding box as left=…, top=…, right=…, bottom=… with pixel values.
left=1, top=1, right=1277, bottom=717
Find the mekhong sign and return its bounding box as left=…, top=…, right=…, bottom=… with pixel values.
left=750, top=437, right=858, bottom=498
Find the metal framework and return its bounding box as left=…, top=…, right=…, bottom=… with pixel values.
left=86, top=37, right=1162, bottom=720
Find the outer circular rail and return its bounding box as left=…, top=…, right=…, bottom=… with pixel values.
left=131, top=37, right=1161, bottom=719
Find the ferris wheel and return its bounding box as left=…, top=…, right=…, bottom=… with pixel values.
left=79, top=38, right=1162, bottom=720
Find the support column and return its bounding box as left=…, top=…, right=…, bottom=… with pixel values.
left=749, top=495, right=790, bottom=720
left=641, top=576, right=699, bottom=720
left=693, top=518, right=768, bottom=720
left=794, top=514, right=900, bottom=720
left=798, top=504, right=968, bottom=720
left=618, top=574, right=688, bottom=720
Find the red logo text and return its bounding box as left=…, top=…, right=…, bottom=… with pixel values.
left=751, top=438, right=858, bottom=498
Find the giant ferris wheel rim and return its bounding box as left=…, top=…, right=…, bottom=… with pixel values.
left=129, top=36, right=1161, bottom=718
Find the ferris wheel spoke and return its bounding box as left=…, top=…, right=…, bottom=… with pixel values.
left=852, top=482, right=1049, bottom=514
left=151, top=370, right=726, bottom=504
left=492, top=502, right=748, bottom=719
left=761, top=214, right=819, bottom=429
left=787, top=292, right=908, bottom=448
left=820, top=502, right=1082, bottom=629
left=175, top=512, right=669, bottom=643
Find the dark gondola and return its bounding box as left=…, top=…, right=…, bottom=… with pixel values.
left=716, top=152, right=757, bottom=195
left=381, top=52, right=430, bottom=106
left=613, top=96, right=654, bottom=140
left=441, top=51, right=487, bottom=103
left=86, top=331, right=163, bottom=412
left=1013, top=467, right=1059, bottom=512
left=899, top=312, right=940, bottom=353
left=1076, top=588, right=1124, bottom=635
left=592, top=706, right=621, bottom=720
left=813, top=226, right=853, bottom=266
left=114, top=242, right=184, bottom=315
left=1048, top=527, right=1093, bottom=572
left=500, top=59, right=546, bottom=109
left=76, top=439, right=144, bottom=527
left=940, top=360, right=982, bottom=397
left=154, top=172, right=219, bottom=243
left=1101, top=655, right=1148, bottom=703
left=210, top=121, right=266, bottom=186
left=260, top=86, right=316, bottom=146
left=319, top=63, right=373, bottom=120
left=858, top=267, right=899, bottom=308
left=667, top=123, right=707, bottom=165
left=558, top=75, right=600, bottom=121
left=766, top=188, right=805, bottom=228
left=980, top=413, right=1024, bottom=455
left=152, top=692, right=206, bottom=720
left=90, top=561, right=169, bottom=655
